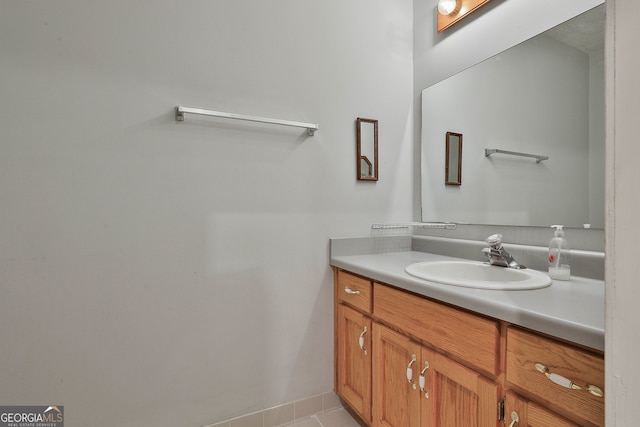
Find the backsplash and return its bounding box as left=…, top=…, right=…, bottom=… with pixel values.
left=411, top=235, right=604, bottom=280
left=330, top=230, right=605, bottom=280
left=413, top=223, right=605, bottom=252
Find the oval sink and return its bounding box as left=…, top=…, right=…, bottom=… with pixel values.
left=405, top=260, right=552, bottom=290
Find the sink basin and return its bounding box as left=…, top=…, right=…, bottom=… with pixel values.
left=405, top=260, right=552, bottom=290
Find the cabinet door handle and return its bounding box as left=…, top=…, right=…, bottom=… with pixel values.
left=358, top=326, right=368, bottom=355
left=419, top=361, right=429, bottom=399
left=406, top=354, right=417, bottom=390
left=508, top=411, right=519, bottom=427
left=535, top=363, right=604, bottom=397
left=344, top=287, right=360, bottom=295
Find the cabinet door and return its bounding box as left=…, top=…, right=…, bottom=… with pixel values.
left=421, top=347, right=501, bottom=427
left=372, top=323, right=421, bottom=427
left=505, top=391, right=580, bottom=427
left=337, top=304, right=372, bottom=423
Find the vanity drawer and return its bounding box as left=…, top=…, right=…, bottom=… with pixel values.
left=373, top=283, right=500, bottom=376
left=505, top=326, right=604, bottom=427
left=337, top=270, right=372, bottom=313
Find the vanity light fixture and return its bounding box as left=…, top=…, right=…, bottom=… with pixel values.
left=437, top=0, right=460, bottom=16
left=437, top=0, right=491, bottom=33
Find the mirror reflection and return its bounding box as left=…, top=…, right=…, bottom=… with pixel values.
left=421, top=4, right=604, bottom=228
left=357, top=118, right=378, bottom=181
left=445, top=132, right=463, bottom=185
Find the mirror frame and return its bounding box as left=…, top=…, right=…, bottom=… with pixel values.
left=445, top=131, right=463, bottom=186
left=356, top=118, right=379, bottom=181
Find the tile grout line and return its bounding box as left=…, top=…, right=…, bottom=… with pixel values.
left=204, top=391, right=348, bottom=427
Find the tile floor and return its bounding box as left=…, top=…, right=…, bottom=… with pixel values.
left=207, top=393, right=366, bottom=427
left=288, top=407, right=365, bottom=427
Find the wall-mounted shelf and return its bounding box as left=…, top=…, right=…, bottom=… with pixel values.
left=485, top=148, right=548, bottom=163
left=175, top=106, right=318, bottom=136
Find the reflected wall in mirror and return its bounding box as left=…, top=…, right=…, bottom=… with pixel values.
left=356, top=118, right=378, bottom=181
left=421, top=4, right=604, bottom=228
left=445, top=132, right=463, bottom=185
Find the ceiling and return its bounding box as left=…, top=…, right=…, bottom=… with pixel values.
left=544, top=4, right=605, bottom=54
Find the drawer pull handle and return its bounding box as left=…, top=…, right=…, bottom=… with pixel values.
left=535, top=363, right=604, bottom=398
left=358, top=326, right=368, bottom=355
left=419, top=361, right=429, bottom=398
left=344, top=287, right=361, bottom=295
left=508, top=411, right=519, bottom=427
left=407, top=354, right=417, bottom=390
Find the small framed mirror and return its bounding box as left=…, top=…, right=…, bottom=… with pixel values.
left=445, top=132, right=462, bottom=185
left=356, top=118, right=378, bottom=181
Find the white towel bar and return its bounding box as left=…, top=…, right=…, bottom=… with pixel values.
left=485, top=148, right=548, bottom=163
left=175, top=106, right=318, bottom=136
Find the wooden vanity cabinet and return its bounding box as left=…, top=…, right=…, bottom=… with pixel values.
left=373, top=283, right=501, bottom=377
left=421, top=346, right=500, bottom=427
left=372, top=323, right=421, bottom=427
left=333, top=268, right=605, bottom=427
left=337, top=270, right=373, bottom=313
left=335, top=271, right=373, bottom=423
left=371, top=285, right=501, bottom=427
left=372, top=323, right=500, bottom=427
left=505, top=326, right=605, bottom=427
left=505, top=391, right=581, bottom=427
left=337, top=304, right=372, bottom=423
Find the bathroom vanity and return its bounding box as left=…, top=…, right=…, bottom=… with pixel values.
left=331, top=236, right=604, bottom=427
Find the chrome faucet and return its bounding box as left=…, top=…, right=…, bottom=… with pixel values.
left=482, top=234, right=526, bottom=269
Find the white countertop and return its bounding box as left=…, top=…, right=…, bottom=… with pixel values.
left=331, top=249, right=604, bottom=351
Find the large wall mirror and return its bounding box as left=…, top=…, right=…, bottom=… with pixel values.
left=421, top=4, right=605, bottom=228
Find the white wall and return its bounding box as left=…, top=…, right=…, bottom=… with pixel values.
left=606, top=0, right=640, bottom=425
left=0, top=1, right=414, bottom=426
left=7, top=1, right=636, bottom=426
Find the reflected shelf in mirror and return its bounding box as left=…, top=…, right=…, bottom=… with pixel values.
left=484, top=148, right=548, bottom=164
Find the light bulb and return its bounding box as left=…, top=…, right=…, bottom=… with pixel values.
left=438, top=0, right=459, bottom=16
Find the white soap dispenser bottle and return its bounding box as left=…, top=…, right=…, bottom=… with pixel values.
left=548, top=225, right=571, bottom=280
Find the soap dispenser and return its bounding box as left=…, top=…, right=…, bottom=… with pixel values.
left=548, top=225, right=570, bottom=280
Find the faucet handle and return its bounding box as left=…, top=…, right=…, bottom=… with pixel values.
left=485, top=234, right=503, bottom=247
